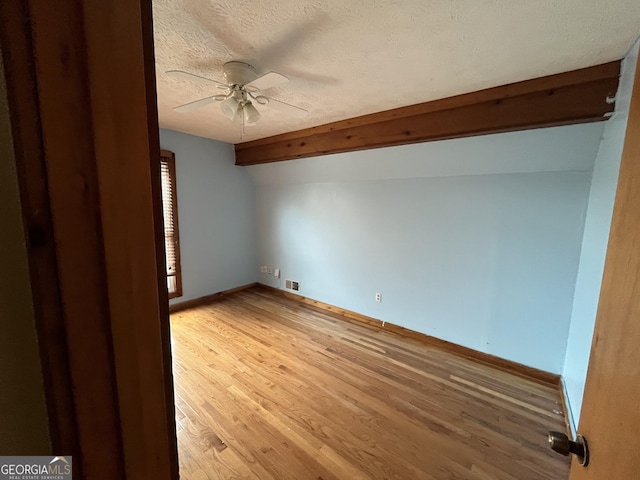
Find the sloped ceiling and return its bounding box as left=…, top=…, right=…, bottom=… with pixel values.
left=153, top=0, right=640, bottom=145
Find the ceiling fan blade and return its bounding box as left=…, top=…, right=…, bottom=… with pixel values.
left=166, top=70, right=228, bottom=88
left=264, top=97, right=308, bottom=118
left=246, top=72, right=289, bottom=91
left=173, top=96, right=216, bottom=113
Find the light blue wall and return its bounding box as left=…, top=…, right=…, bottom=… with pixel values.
left=159, top=129, right=258, bottom=304
left=249, top=123, right=604, bottom=185
left=562, top=41, right=638, bottom=431
left=250, top=124, right=604, bottom=373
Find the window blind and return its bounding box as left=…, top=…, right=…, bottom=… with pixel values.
left=160, top=150, right=182, bottom=298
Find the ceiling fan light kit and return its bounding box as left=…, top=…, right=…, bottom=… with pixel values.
left=218, top=90, right=260, bottom=126
left=243, top=102, right=261, bottom=124
left=168, top=61, right=307, bottom=135
left=220, top=95, right=240, bottom=119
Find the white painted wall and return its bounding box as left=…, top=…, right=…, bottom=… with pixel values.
left=249, top=124, right=604, bottom=373
left=159, top=129, right=257, bottom=304
left=563, top=40, right=639, bottom=431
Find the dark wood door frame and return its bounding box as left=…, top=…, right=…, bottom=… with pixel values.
left=0, top=0, right=178, bottom=478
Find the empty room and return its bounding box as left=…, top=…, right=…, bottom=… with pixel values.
left=153, top=1, right=640, bottom=478
left=2, top=1, right=640, bottom=479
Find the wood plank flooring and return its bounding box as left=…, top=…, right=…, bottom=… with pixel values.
left=170, top=286, right=570, bottom=480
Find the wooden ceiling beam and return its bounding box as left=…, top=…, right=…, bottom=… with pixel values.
left=235, top=61, right=621, bottom=166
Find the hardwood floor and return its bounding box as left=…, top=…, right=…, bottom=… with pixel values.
left=170, top=286, right=570, bottom=480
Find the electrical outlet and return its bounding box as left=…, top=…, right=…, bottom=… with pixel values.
left=267, top=266, right=273, bottom=274
left=375, top=293, right=382, bottom=302
left=292, top=281, right=299, bottom=291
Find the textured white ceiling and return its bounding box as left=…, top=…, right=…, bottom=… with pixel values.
left=153, top=0, right=640, bottom=145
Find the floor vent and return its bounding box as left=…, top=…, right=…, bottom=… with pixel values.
left=285, top=280, right=299, bottom=291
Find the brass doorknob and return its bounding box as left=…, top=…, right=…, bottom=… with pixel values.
left=548, top=431, right=589, bottom=466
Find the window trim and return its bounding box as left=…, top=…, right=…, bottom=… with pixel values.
left=161, top=149, right=183, bottom=299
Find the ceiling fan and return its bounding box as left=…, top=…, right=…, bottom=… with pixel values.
left=167, top=61, right=308, bottom=129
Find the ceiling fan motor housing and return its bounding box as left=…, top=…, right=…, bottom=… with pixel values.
left=169, top=63, right=307, bottom=122
left=223, top=61, right=258, bottom=86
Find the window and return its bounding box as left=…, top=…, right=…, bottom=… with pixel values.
left=160, top=149, right=182, bottom=299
